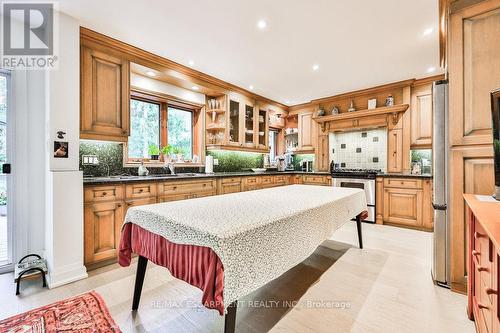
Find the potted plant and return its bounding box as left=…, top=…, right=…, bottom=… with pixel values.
left=148, top=144, right=160, bottom=160
left=161, top=144, right=173, bottom=162
left=172, top=146, right=184, bottom=162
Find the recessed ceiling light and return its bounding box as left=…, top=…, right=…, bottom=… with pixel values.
left=145, top=71, right=156, bottom=77
left=427, top=66, right=436, bottom=73
left=312, top=64, right=319, bottom=71
left=191, top=85, right=199, bottom=90
left=423, top=27, right=434, bottom=36
left=286, top=100, right=290, bottom=104
left=257, top=19, right=267, bottom=30
left=249, top=85, right=254, bottom=90
left=188, top=60, right=195, bottom=66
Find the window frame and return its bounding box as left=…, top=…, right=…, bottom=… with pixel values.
left=124, top=89, right=199, bottom=166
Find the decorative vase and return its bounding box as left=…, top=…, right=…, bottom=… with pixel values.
left=385, top=94, right=394, bottom=106
left=348, top=100, right=356, bottom=112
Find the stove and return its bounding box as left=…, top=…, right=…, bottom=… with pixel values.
left=330, top=168, right=381, bottom=179
left=330, top=165, right=380, bottom=223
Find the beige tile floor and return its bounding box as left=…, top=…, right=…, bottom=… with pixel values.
left=0, top=222, right=475, bottom=333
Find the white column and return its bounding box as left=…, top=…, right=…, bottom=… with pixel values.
left=44, top=11, right=87, bottom=287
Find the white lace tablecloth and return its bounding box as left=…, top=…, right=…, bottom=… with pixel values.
left=124, top=184, right=367, bottom=310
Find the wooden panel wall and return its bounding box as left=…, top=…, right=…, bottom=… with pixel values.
left=448, top=0, right=499, bottom=292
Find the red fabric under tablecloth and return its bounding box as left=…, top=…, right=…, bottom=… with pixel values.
left=118, top=223, right=225, bottom=315
left=118, top=210, right=368, bottom=316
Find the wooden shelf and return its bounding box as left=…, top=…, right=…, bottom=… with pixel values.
left=206, top=144, right=270, bottom=153
left=206, top=108, right=226, bottom=114
left=313, top=104, right=409, bottom=123
left=206, top=126, right=225, bottom=131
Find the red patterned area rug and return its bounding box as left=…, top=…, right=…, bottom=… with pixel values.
left=0, top=291, right=121, bottom=332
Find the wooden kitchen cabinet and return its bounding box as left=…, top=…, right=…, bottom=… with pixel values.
left=410, top=83, right=433, bottom=148
left=379, top=176, right=433, bottom=231
left=84, top=200, right=124, bottom=267
left=218, top=177, right=242, bottom=194
left=465, top=194, right=500, bottom=333
left=80, top=44, right=130, bottom=142
left=298, top=112, right=314, bottom=151
left=387, top=128, right=403, bottom=173
left=383, top=187, right=423, bottom=228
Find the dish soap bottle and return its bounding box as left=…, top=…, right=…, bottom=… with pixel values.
left=138, top=160, right=149, bottom=176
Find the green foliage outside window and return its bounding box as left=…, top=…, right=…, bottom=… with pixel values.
left=128, top=99, right=160, bottom=159
left=167, top=107, right=192, bottom=159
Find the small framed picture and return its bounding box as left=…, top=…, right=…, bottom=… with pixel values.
left=368, top=98, right=377, bottom=109
left=53, top=141, right=68, bottom=158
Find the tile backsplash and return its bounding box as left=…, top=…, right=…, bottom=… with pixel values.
left=329, top=129, right=387, bottom=171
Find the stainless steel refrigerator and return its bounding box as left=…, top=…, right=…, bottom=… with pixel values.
left=432, top=79, right=450, bottom=287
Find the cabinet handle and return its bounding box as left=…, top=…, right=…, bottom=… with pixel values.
left=173, top=186, right=177, bottom=190
left=486, top=288, right=497, bottom=295
left=478, top=303, right=489, bottom=310
left=127, top=203, right=132, bottom=206
left=139, top=189, right=143, bottom=192
left=477, top=266, right=489, bottom=272
left=472, top=250, right=480, bottom=257
left=117, top=204, right=122, bottom=208
left=102, top=192, right=107, bottom=196
left=474, top=231, right=486, bottom=239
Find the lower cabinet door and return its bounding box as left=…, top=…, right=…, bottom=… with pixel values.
left=84, top=201, right=124, bottom=265
left=383, top=188, right=422, bottom=227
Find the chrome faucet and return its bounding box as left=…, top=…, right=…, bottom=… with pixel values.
left=164, top=161, right=176, bottom=175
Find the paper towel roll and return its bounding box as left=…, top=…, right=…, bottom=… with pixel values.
left=205, top=155, right=214, bottom=174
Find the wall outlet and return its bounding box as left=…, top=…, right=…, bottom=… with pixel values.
left=82, top=155, right=99, bottom=165
left=213, top=158, right=219, bottom=166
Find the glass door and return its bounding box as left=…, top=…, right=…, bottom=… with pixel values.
left=228, top=99, right=240, bottom=146
left=258, top=109, right=268, bottom=148
left=244, top=103, right=255, bottom=147
left=0, top=70, right=11, bottom=270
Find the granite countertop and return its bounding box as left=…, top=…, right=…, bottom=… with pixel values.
left=83, top=170, right=331, bottom=185
left=377, top=173, right=432, bottom=179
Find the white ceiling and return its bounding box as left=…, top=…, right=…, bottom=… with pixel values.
left=58, top=0, right=441, bottom=105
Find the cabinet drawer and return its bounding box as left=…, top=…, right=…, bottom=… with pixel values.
left=260, top=176, right=273, bottom=185
left=383, top=178, right=422, bottom=189
left=158, top=191, right=213, bottom=203
left=474, top=220, right=493, bottom=292
left=158, top=179, right=216, bottom=196
left=303, top=175, right=326, bottom=185
left=221, top=177, right=241, bottom=184
left=274, top=175, right=287, bottom=185
left=244, top=177, right=259, bottom=185
left=84, top=185, right=123, bottom=203
left=125, top=197, right=156, bottom=209
left=125, top=183, right=156, bottom=200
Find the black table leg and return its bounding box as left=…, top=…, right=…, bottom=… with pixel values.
left=356, top=214, right=363, bottom=249
left=224, top=301, right=237, bottom=333
left=132, top=255, right=148, bottom=310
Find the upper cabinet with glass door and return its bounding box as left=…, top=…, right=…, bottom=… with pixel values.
left=228, top=99, right=241, bottom=146
left=257, top=107, right=269, bottom=149
left=206, top=93, right=271, bottom=153
left=243, top=102, right=255, bottom=148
